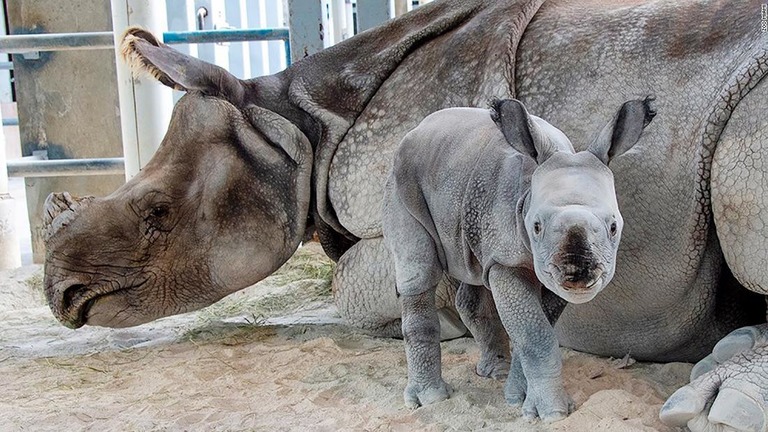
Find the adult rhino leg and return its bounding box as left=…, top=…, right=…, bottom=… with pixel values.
left=661, top=325, right=768, bottom=432
left=455, top=283, right=510, bottom=380
left=332, top=236, right=465, bottom=339
left=313, top=210, right=359, bottom=262
left=660, top=75, right=768, bottom=432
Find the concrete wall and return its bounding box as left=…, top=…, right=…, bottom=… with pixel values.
left=7, top=0, right=125, bottom=263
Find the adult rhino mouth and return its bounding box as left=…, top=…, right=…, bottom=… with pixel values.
left=46, top=278, right=130, bottom=329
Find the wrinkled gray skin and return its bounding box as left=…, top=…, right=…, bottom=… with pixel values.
left=42, top=0, right=768, bottom=430
left=385, top=98, right=654, bottom=420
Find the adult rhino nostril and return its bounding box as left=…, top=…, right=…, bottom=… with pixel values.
left=62, top=284, right=86, bottom=310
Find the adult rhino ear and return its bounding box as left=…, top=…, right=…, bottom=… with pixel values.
left=490, top=98, right=559, bottom=164
left=241, top=105, right=311, bottom=166
left=120, top=27, right=246, bottom=106
left=587, top=95, right=657, bottom=164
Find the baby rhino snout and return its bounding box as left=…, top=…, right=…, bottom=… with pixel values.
left=553, top=226, right=603, bottom=291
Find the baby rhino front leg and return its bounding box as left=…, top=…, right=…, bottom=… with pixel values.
left=488, top=265, right=573, bottom=422
left=401, top=288, right=453, bottom=408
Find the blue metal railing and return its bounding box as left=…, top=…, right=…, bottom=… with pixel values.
left=0, top=28, right=290, bottom=64
left=162, top=28, right=291, bottom=66
left=0, top=28, right=291, bottom=140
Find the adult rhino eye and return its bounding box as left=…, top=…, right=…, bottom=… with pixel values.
left=533, top=222, right=542, bottom=235
left=150, top=206, right=169, bottom=219
left=610, top=222, right=617, bottom=236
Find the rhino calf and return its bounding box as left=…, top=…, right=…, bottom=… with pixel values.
left=383, top=97, right=655, bottom=420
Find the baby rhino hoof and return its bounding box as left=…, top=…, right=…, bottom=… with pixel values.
left=404, top=380, right=454, bottom=409
left=476, top=353, right=510, bottom=380
left=510, top=380, right=574, bottom=423
left=522, top=393, right=574, bottom=423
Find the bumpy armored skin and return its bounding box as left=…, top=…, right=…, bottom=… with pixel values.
left=41, top=1, right=768, bottom=429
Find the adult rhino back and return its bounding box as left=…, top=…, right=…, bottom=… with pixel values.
left=515, top=0, right=768, bottom=360
left=329, top=0, right=545, bottom=238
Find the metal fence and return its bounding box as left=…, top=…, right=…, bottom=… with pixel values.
left=0, top=0, right=401, bottom=179
left=0, top=27, right=291, bottom=178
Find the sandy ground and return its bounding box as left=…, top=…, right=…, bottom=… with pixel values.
left=0, top=243, right=690, bottom=431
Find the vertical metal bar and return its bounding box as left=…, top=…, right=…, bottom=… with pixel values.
left=238, top=0, right=251, bottom=79
left=320, top=0, right=330, bottom=48
left=345, top=0, right=355, bottom=36
left=275, top=0, right=288, bottom=70
left=284, top=39, right=292, bottom=66
left=258, top=0, right=270, bottom=75
left=356, top=0, right=390, bottom=33
left=287, top=0, right=323, bottom=62
left=211, top=0, right=229, bottom=72
left=0, top=4, right=12, bottom=103
left=111, top=0, right=173, bottom=180
left=0, top=114, right=21, bottom=269
left=331, top=0, right=346, bottom=43
left=394, top=0, right=407, bottom=17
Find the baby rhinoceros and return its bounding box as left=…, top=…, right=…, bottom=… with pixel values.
left=383, top=97, right=656, bottom=421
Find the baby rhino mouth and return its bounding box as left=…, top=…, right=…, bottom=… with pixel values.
left=557, top=256, right=604, bottom=292
left=545, top=254, right=606, bottom=304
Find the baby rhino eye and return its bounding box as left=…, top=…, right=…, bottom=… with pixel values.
left=533, top=222, right=542, bottom=235
left=610, top=221, right=617, bottom=236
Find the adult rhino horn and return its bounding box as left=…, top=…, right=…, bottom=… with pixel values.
left=120, top=26, right=247, bottom=106
left=43, top=192, right=94, bottom=242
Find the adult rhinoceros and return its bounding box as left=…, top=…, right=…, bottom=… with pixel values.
left=42, top=0, right=767, bottom=430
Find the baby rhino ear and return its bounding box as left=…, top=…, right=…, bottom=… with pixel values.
left=490, top=98, right=558, bottom=164
left=588, top=95, right=657, bottom=164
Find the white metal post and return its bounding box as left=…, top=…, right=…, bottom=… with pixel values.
left=331, top=0, right=347, bottom=43
left=357, top=0, right=390, bottom=32
left=210, top=0, right=230, bottom=70
left=345, top=0, right=354, bottom=36
left=0, top=121, right=21, bottom=270
left=393, top=0, right=407, bottom=18
left=321, top=0, right=331, bottom=48
left=287, top=0, right=324, bottom=62
left=111, top=0, right=174, bottom=180
left=0, top=3, right=12, bottom=103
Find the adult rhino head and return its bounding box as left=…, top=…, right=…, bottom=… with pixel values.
left=41, top=1, right=493, bottom=328
left=43, top=28, right=313, bottom=328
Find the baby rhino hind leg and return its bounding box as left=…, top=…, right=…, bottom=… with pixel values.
left=385, top=198, right=453, bottom=408
left=333, top=236, right=466, bottom=339
left=455, top=283, right=510, bottom=380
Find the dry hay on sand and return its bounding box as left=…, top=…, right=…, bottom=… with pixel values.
left=0, top=243, right=689, bottom=431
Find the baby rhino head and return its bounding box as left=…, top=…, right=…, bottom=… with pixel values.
left=491, top=96, right=656, bottom=303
